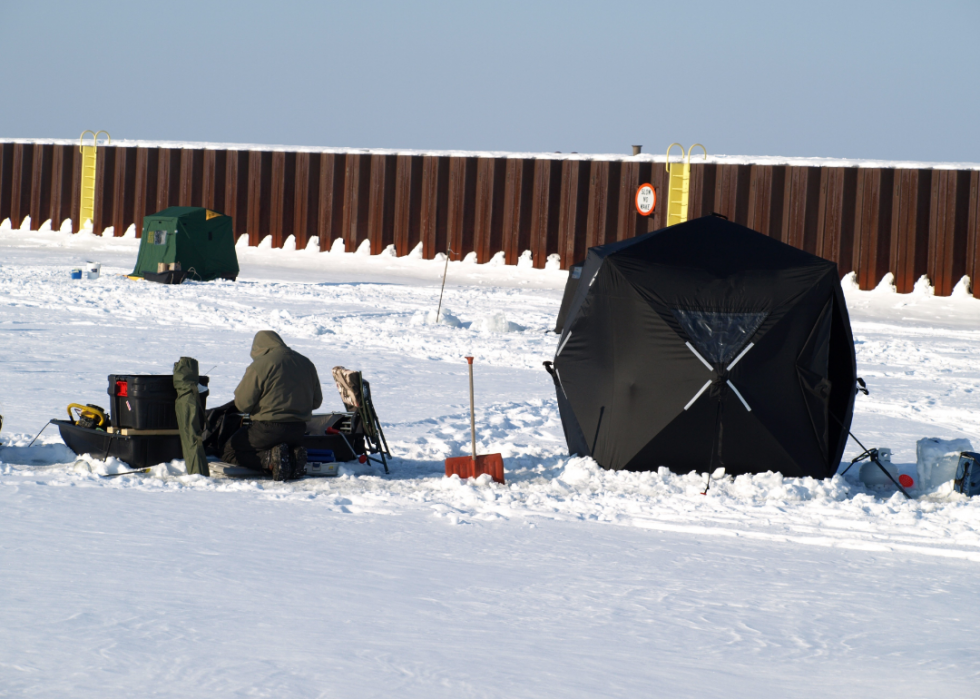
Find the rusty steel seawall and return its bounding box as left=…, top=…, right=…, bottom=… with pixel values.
left=1, top=141, right=979, bottom=298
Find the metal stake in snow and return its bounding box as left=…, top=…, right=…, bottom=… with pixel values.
left=435, top=248, right=454, bottom=324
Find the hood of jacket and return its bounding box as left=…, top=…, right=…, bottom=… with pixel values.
left=250, top=330, right=288, bottom=360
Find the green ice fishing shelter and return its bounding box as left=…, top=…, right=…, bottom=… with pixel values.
left=131, top=207, right=239, bottom=282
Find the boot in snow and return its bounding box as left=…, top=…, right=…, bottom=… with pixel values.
left=263, top=443, right=292, bottom=481
left=291, top=446, right=308, bottom=480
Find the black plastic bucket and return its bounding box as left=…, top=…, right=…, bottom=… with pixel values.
left=107, top=374, right=209, bottom=430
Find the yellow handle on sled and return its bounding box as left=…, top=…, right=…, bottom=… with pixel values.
left=67, top=403, right=108, bottom=428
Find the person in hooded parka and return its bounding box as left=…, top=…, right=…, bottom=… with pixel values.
left=548, top=215, right=857, bottom=480
left=222, top=331, right=323, bottom=481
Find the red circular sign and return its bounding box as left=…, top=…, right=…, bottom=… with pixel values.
left=635, top=183, right=656, bottom=216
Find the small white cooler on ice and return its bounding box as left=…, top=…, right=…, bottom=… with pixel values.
left=306, top=461, right=340, bottom=477
left=304, top=448, right=340, bottom=477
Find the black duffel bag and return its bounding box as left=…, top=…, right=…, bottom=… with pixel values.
left=202, top=400, right=246, bottom=458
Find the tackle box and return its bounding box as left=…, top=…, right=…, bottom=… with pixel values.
left=305, top=448, right=339, bottom=477
left=301, top=412, right=365, bottom=462
left=108, top=374, right=209, bottom=430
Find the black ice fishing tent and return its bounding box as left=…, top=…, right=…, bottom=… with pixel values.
left=547, top=215, right=857, bottom=479
left=131, top=207, right=239, bottom=282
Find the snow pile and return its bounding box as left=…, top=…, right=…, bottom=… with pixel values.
left=874, top=271, right=898, bottom=293
left=5, top=429, right=980, bottom=562
left=6, top=391, right=980, bottom=563
left=913, top=274, right=936, bottom=296
left=952, top=275, right=972, bottom=298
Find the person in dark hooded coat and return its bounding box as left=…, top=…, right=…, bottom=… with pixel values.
left=222, top=330, right=322, bottom=480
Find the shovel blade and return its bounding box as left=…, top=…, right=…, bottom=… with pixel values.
left=444, top=454, right=505, bottom=484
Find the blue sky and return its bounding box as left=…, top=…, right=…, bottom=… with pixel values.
left=2, top=0, right=977, bottom=161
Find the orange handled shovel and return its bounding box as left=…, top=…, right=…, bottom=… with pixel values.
left=444, top=356, right=505, bottom=484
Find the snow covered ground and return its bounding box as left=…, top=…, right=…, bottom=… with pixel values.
left=1, top=224, right=979, bottom=698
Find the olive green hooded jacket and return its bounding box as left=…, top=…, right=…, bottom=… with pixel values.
left=234, top=331, right=323, bottom=422
left=173, top=356, right=209, bottom=476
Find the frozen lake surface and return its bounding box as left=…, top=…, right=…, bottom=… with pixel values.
left=1, top=225, right=979, bottom=697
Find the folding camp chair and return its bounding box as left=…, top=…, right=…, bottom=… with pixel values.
left=332, top=367, right=392, bottom=473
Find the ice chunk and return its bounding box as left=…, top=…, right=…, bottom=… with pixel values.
left=934, top=453, right=965, bottom=489
left=917, top=437, right=973, bottom=490
left=411, top=308, right=462, bottom=327
left=471, top=313, right=524, bottom=334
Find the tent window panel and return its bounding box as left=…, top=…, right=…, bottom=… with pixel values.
left=151, top=230, right=168, bottom=245
left=671, top=310, right=768, bottom=366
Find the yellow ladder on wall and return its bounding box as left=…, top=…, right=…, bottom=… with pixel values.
left=79, top=131, right=110, bottom=229
left=665, top=143, right=706, bottom=227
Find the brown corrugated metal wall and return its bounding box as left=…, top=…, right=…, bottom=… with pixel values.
left=1, top=142, right=978, bottom=298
